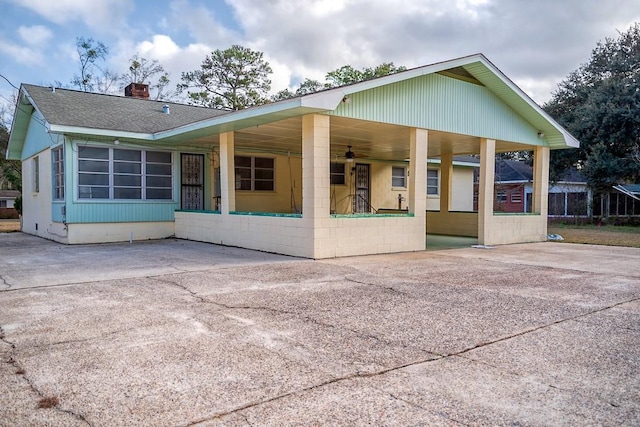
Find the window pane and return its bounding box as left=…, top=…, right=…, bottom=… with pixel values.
left=114, top=149, right=141, bottom=161
left=236, top=168, right=251, bottom=179
left=79, top=146, right=109, bottom=159
left=392, top=177, right=405, bottom=187
left=79, top=173, right=109, bottom=186
left=254, top=157, right=274, bottom=168
left=146, top=151, right=171, bottom=163
left=146, top=164, right=172, bottom=175
left=114, top=162, right=141, bottom=174
left=331, top=163, right=345, bottom=174
left=235, top=156, right=251, bottom=167
left=114, top=175, right=142, bottom=186
left=254, top=169, right=274, bottom=180
left=79, top=160, right=109, bottom=173
left=147, top=188, right=172, bottom=199
left=238, top=179, right=251, bottom=190
left=79, top=186, right=109, bottom=199
left=146, top=176, right=172, bottom=187
left=254, top=180, right=274, bottom=191
left=114, top=187, right=142, bottom=199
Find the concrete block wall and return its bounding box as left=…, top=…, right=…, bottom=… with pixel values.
left=67, top=222, right=175, bottom=244
left=175, top=212, right=425, bottom=259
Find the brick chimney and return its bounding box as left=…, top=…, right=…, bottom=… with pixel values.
left=124, top=83, right=149, bottom=99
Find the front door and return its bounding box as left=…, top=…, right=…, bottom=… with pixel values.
left=353, top=163, right=371, bottom=213
left=181, top=153, right=204, bottom=210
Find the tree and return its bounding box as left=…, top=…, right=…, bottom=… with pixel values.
left=544, top=23, right=640, bottom=192
left=271, top=63, right=406, bottom=101
left=0, top=123, right=21, bottom=191
left=179, top=45, right=272, bottom=110
left=70, top=37, right=110, bottom=92
left=325, top=62, right=406, bottom=87
left=120, top=54, right=171, bottom=100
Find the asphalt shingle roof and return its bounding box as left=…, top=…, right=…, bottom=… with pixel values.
left=23, top=84, right=229, bottom=134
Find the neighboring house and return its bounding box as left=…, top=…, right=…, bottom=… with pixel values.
left=472, top=159, right=591, bottom=217
left=0, top=189, right=20, bottom=209
left=593, top=184, right=640, bottom=218
left=6, top=54, right=580, bottom=258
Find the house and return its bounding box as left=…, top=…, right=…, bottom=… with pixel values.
left=471, top=159, right=591, bottom=217
left=0, top=189, right=20, bottom=209
left=6, top=54, right=580, bottom=258
left=594, top=184, right=640, bottom=218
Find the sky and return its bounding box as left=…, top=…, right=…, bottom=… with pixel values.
left=1, top=0, right=639, bottom=123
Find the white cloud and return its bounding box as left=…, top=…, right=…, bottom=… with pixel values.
left=0, top=40, right=44, bottom=66
left=8, top=0, right=129, bottom=32
left=17, top=25, right=53, bottom=46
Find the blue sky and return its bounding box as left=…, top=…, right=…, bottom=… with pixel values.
left=1, top=0, right=639, bottom=124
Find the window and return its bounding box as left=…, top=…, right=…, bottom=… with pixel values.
left=0, top=200, right=6, bottom=208
left=427, top=169, right=439, bottom=195
left=392, top=166, right=407, bottom=188
left=330, top=162, right=346, bottom=185
left=496, top=190, right=507, bottom=202
left=52, top=146, right=64, bottom=200
left=32, top=156, right=39, bottom=193
left=235, top=156, right=274, bottom=191
left=78, top=146, right=172, bottom=200
left=510, top=191, right=522, bottom=203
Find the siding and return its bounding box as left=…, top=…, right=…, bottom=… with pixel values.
left=330, top=73, right=544, bottom=146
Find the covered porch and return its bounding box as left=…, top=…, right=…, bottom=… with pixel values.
left=173, top=113, right=550, bottom=259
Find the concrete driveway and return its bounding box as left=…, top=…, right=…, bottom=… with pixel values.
left=1, top=233, right=639, bottom=426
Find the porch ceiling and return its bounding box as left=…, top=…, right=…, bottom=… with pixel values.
left=188, top=116, right=532, bottom=161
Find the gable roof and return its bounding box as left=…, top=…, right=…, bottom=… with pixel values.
left=495, top=159, right=533, bottom=182
left=0, top=190, right=20, bottom=199
left=8, top=54, right=580, bottom=160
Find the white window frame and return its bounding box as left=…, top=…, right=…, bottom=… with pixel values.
left=392, top=166, right=407, bottom=188
left=234, top=156, right=275, bottom=191
left=77, top=146, right=173, bottom=200
left=427, top=169, right=439, bottom=195
left=510, top=191, right=522, bottom=203
left=330, top=162, right=346, bottom=185
left=52, top=146, right=64, bottom=200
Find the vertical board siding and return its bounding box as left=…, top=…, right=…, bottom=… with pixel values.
left=331, top=74, right=544, bottom=146
left=66, top=201, right=178, bottom=223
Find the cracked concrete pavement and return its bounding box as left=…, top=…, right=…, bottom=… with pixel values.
left=0, top=232, right=639, bottom=426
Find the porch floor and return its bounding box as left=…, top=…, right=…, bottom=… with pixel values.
left=426, top=234, right=478, bottom=251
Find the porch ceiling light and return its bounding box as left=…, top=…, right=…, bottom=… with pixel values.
left=345, top=145, right=355, bottom=162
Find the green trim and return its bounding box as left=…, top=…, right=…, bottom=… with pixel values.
left=230, top=211, right=302, bottom=218
left=331, top=213, right=414, bottom=218
left=176, top=209, right=221, bottom=214
left=493, top=212, right=540, bottom=216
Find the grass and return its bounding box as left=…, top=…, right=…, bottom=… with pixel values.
left=0, top=220, right=20, bottom=233
left=548, top=224, right=640, bottom=248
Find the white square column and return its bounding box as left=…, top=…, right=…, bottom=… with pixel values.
left=478, top=138, right=496, bottom=245
left=219, top=131, right=236, bottom=214
left=532, top=146, right=550, bottom=215
left=302, top=114, right=331, bottom=220
left=409, top=128, right=428, bottom=216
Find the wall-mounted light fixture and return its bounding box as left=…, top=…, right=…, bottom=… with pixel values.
left=537, top=131, right=545, bottom=138
left=342, top=96, right=351, bottom=104
left=114, top=139, right=120, bottom=145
